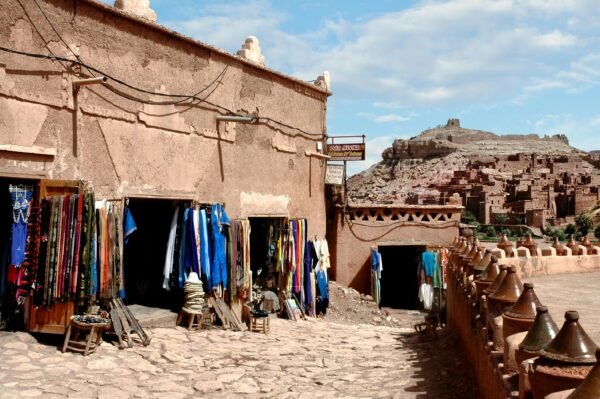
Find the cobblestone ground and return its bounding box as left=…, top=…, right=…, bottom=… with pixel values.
left=0, top=318, right=477, bottom=399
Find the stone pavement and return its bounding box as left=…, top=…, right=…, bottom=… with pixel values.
left=0, top=317, right=476, bottom=399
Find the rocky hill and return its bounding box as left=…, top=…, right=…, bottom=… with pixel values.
left=348, top=119, right=590, bottom=204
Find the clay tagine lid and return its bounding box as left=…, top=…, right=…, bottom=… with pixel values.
left=488, top=265, right=523, bottom=303
left=474, top=250, right=492, bottom=272
left=567, top=235, right=580, bottom=253
left=540, top=311, right=598, bottom=364
left=483, top=264, right=507, bottom=295
left=450, top=236, right=459, bottom=249
left=479, top=255, right=499, bottom=281
left=523, top=234, right=538, bottom=255
left=460, top=243, right=472, bottom=258
left=519, top=306, right=559, bottom=353
left=497, top=234, right=514, bottom=255
left=469, top=249, right=483, bottom=267
left=581, top=236, right=593, bottom=249
left=552, top=236, right=565, bottom=256
left=466, top=244, right=478, bottom=260
left=456, top=238, right=467, bottom=253
left=504, top=282, right=542, bottom=320
left=566, top=349, right=600, bottom=398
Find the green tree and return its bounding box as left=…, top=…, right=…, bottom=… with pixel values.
left=564, top=223, right=576, bottom=236
left=493, top=213, right=509, bottom=225
left=461, top=210, right=480, bottom=228
left=575, top=213, right=593, bottom=237
left=485, top=226, right=496, bottom=238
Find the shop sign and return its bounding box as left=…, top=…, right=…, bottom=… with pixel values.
left=325, top=164, right=345, bottom=185
left=326, top=143, right=365, bottom=161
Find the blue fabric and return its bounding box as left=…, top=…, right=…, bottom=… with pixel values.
left=210, top=204, right=230, bottom=289
left=199, top=209, right=211, bottom=288
left=371, top=249, right=380, bottom=272
left=91, top=222, right=98, bottom=297
left=316, top=269, right=328, bottom=300
left=177, top=208, right=188, bottom=289
left=421, top=251, right=436, bottom=277
left=123, top=206, right=137, bottom=245
left=9, top=185, right=32, bottom=266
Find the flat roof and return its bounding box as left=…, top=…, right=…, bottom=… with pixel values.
left=81, top=0, right=330, bottom=98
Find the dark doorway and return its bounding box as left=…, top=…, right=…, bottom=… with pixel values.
left=123, top=198, right=185, bottom=310
left=248, top=217, right=285, bottom=287
left=378, top=245, right=425, bottom=309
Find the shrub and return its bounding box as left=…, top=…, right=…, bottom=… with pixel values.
left=564, top=223, right=576, bottom=236
left=485, top=226, right=496, bottom=238
left=575, top=213, right=593, bottom=237
left=595, top=225, right=600, bottom=240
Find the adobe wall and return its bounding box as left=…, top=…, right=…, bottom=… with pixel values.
left=0, top=0, right=328, bottom=235
left=327, top=205, right=461, bottom=293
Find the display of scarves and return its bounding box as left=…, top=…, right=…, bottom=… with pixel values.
left=9, top=184, right=33, bottom=267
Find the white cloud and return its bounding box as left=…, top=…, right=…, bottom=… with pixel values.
left=165, top=0, right=600, bottom=109
left=346, top=135, right=396, bottom=176
left=373, top=114, right=411, bottom=123
left=533, top=30, right=577, bottom=48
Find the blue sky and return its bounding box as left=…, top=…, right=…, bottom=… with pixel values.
left=103, top=0, right=600, bottom=175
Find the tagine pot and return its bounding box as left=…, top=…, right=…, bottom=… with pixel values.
left=530, top=311, right=598, bottom=399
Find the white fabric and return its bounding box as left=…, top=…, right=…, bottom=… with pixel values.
left=315, top=239, right=331, bottom=272
left=162, top=206, right=180, bottom=290
left=418, top=283, right=433, bottom=311
left=377, top=252, right=383, bottom=279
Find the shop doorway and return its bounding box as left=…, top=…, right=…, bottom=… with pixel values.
left=123, top=198, right=187, bottom=310
left=378, top=245, right=425, bottom=309
left=248, top=217, right=286, bottom=289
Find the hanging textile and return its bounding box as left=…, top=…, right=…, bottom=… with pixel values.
left=9, top=185, right=33, bottom=267
left=421, top=251, right=436, bottom=277
left=29, top=187, right=100, bottom=308
left=123, top=205, right=137, bottom=245
left=199, top=209, right=211, bottom=288
left=371, top=249, right=381, bottom=307
left=162, top=206, right=179, bottom=290
left=210, top=204, right=230, bottom=290
left=418, top=282, right=433, bottom=311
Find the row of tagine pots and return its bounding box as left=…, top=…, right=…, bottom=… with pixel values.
left=448, top=236, right=599, bottom=399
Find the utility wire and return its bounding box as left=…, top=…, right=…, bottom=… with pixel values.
left=0, top=44, right=325, bottom=139
left=9, top=1, right=326, bottom=138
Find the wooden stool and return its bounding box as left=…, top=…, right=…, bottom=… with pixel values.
left=62, top=316, right=110, bottom=356
left=250, top=316, right=270, bottom=334
left=243, top=305, right=270, bottom=334
left=176, top=307, right=204, bottom=330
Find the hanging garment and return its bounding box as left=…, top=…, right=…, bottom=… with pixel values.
left=177, top=208, right=189, bottom=288
left=199, top=209, right=211, bottom=288
left=9, top=185, right=33, bottom=267
left=210, top=204, right=230, bottom=289
left=421, top=251, right=436, bottom=277
left=123, top=206, right=137, bottom=245
left=418, top=283, right=433, bottom=311
left=162, top=207, right=180, bottom=290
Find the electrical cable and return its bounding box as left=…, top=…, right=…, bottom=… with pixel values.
left=18, top=0, right=328, bottom=140
left=0, top=45, right=324, bottom=139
